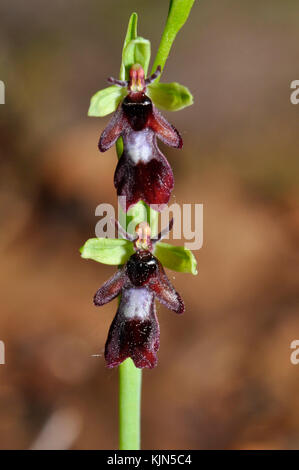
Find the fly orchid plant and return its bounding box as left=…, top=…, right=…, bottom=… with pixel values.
left=81, top=0, right=197, bottom=450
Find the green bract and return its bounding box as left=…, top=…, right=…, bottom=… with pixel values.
left=88, top=11, right=193, bottom=117
left=122, top=38, right=151, bottom=80
left=119, top=12, right=138, bottom=80
left=151, top=0, right=195, bottom=77
left=80, top=236, right=197, bottom=275
left=119, top=201, right=158, bottom=238
left=120, top=12, right=151, bottom=80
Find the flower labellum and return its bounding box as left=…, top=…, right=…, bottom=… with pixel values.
left=98, top=65, right=183, bottom=212
left=93, top=221, right=184, bottom=368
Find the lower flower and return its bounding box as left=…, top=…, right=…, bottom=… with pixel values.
left=94, top=246, right=184, bottom=369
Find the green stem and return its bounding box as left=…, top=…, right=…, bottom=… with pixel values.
left=118, top=205, right=158, bottom=451
left=119, top=358, right=142, bottom=450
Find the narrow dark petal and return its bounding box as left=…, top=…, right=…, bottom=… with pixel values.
left=148, top=260, right=185, bottom=314
left=145, top=65, right=161, bottom=86
left=93, top=267, right=127, bottom=306
left=152, top=218, right=174, bottom=245
left=99, top=105, right=128, bottom=152
left=104, top=288, right=160, bottom=369
left=149, top=105, right=183, bottom=149
left=107, top=77, right=128, bottom=88
left=112, top=218, right=136, bottom=242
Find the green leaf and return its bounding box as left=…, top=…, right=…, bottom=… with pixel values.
left=154, top=242, right=198, bottom=274
left=151, top=0, right=195, bottom=79
left=88, top=86, right=126, bottom=117
left=120, top=12, right=138, bottom=80
left=148, top=82, right=193, bottom=111
left=80, top=238, right=134, bottom=265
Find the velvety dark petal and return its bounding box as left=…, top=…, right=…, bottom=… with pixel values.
left=126, top=251, right=158, bottom=286
left=93, top=267, right=127, bottom=306
left=122, top=93, right=153, bottom=131
left=98, top=104, right=128, bottom=152
left=114, top=142, right=174, bottom=212
left=149, top=105, right=183, bottom=149
left=104, top=288, right=160, bottom=369
left=148, top=260, right=185, bottom=314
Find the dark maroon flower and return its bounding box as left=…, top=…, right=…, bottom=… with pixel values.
left=93, top=222, right=184, bottom=369
left=98, top=65, right=182, bottom=212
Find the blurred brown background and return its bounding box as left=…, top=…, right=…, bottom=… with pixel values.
left=0, top=0, right=299, bottom=450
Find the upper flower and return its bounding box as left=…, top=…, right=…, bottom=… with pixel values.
left=88, top=12, right=193, bottom=212
left=98, top=64, right=182, bottom=211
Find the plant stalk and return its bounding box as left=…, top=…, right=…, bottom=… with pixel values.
left=119, top=358, right=142, bottom=450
